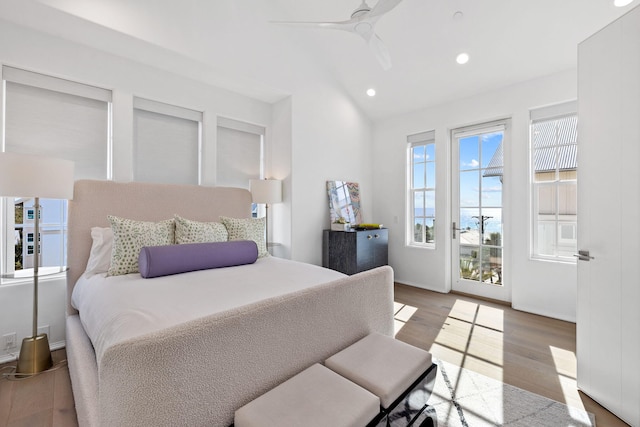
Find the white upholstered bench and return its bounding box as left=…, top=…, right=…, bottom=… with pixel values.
left=234, top=363, right=381, bottom=427
left=234, top=334, right=437, bottom=427
left=325, top=333, right=438, bottom=426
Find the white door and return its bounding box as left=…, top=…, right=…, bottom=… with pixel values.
left=577, top=6, right=640, bottom=426
left=451, top=121, right=510, bottom=301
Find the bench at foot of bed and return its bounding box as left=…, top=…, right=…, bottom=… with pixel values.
left=235, top=333, right=438, bottom=427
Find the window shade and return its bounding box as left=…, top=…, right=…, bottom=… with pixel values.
left=3, top=65, right=111, bottom=102
left=3, top=80, right=110, bottom=180
left=530, top=100, right=577, bottom=122
left=216, top=119, right=263, bottom=188
left=407, top=130, right=435, bottom=145
left=453, top=122, right=506, bottom=139
left=133, top=98, right=201, bottom=185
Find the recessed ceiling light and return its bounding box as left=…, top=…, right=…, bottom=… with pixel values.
left=366, top=88, right=376, bottom=97
left=614, top=0, right=633, bottom=6
left=456, top=53, right=470, bottom=65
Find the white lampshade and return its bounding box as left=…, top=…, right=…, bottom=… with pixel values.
left=250, top=179, right=282, bottom=204
left=0, top=152, right=74, bottom=199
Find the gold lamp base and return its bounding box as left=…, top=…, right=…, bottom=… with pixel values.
left=16, top=334, right=53, bottom=375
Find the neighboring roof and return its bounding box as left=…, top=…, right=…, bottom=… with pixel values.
left=484, top=143, right=503, bottom=177
left=483, top=115, right=577, bottom=177
left=532, top=115, right=578, bottom=172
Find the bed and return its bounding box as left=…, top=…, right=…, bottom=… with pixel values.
left=65, top=179, right=394, bottom=427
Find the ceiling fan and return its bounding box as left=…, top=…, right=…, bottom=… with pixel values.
left=272, top=0, right=403, bottom=70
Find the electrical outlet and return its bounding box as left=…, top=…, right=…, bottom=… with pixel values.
left=38, top=325, right=50, bottom=338
left=3, top=333, right=17, bottom=350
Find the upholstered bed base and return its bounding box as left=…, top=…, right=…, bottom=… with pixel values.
left=67, top=266, right=394, bottom=426
left=66, top=315, right=99, bottom=427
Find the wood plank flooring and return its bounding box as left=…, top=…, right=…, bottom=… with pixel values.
left=0, top=284, right=629, bottom=426
left=0, top=350, right=77, bottom=427
left=393, top=284, right=629, bottom=427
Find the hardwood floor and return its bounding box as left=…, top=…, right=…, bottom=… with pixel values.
left=0, top=350, right=77, bottom=427
left=0, top=284, right=629, bottom=426
left=393, top=283, right=629, bottom=427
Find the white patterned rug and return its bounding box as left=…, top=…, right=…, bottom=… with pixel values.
left=428, top=359, right=596, bottom=427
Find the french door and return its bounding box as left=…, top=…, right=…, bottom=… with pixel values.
left=451, top=121, right=509, bottom=300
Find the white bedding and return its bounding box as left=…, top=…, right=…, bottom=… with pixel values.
left=72, top=256, right=346, bottom=364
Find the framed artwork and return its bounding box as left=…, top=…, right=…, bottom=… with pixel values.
left=326, top=181, right=363, bottom=225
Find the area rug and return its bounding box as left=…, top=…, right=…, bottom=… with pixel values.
left=428, top=359, right=596, bottom=427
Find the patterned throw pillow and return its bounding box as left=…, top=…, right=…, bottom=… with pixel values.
left=220, top=216, right=268, bottom=258
left=107, top=215, right=175, bottom=276
left=174, top=215, right=228, bottom=244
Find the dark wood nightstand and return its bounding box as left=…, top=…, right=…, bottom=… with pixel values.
left=322, top=229, right=388, bottom=275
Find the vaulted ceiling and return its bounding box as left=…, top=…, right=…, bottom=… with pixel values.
left=0, top=0, right=633, bottom=120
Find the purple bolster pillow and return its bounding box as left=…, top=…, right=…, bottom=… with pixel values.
left=138, top=240, right=258, bottom=278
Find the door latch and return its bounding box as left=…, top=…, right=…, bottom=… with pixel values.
left=452, top=222, right=462, bottom=239
left=573, top=250, right=594, bottom=261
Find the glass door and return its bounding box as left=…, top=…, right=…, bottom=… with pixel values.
left=452, top=122, right=508, bottom=300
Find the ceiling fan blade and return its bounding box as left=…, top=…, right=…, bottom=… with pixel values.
left=368, top=32, right=392, bottom=70
left=270, top=19, right=355, bottom=32
left=368, top=0, right=403, bottom=19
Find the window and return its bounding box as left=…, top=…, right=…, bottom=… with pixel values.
left=216, top=117, right=265, bottom=188
left=408, top=130, right=436, bottom=246
left=216, top=117, right=265, bottom=217
left=133, top=97, right=202, bottom=185
left=1, top=66, right=111, bottom=277
left=530, top=101, right=577, bottom=260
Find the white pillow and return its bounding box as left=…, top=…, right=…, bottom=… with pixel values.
left=84, top=227, right=113, bottom=276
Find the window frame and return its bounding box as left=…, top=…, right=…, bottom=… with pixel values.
left=407, top=130, right=436, bottom=248
left=530, top=101, right=578, bottom=262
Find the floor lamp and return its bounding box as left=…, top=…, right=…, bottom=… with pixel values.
left=0, top=152, right=74, bottom=375
left=249, top=179, right=282, bottom=253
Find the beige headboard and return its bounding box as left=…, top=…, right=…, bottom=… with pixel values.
left=66, top=180, right=252, bottom=315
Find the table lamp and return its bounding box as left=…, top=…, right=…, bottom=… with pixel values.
left=0, top=152, right=74, bottom=375
left=249, top=179, right=282, bottom=251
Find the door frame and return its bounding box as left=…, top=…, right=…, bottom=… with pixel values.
left=450, top=119, right=511, bottom=302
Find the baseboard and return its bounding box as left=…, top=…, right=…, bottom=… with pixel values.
left=511, top=303, right=576, bottom=323
left=394, top=279, right=448, bottom=294
left=0, top=340, right=65, bottom=364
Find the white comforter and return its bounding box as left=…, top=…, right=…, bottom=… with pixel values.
left=71, top=257, right=345, bottom=364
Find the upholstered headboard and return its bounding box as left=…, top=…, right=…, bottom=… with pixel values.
left=66, top=180, right=252, bottom=315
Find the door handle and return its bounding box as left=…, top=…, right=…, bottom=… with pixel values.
left=452, top=222, right=462, bottom=239
left=573, top=250, right=594, bottom=261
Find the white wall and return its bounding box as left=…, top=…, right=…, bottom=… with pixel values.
left=372, top=69, right=579, bottom=322
left=289, top=84, right=373, bottom=264
left=270, top=97, right=293, bottom=260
